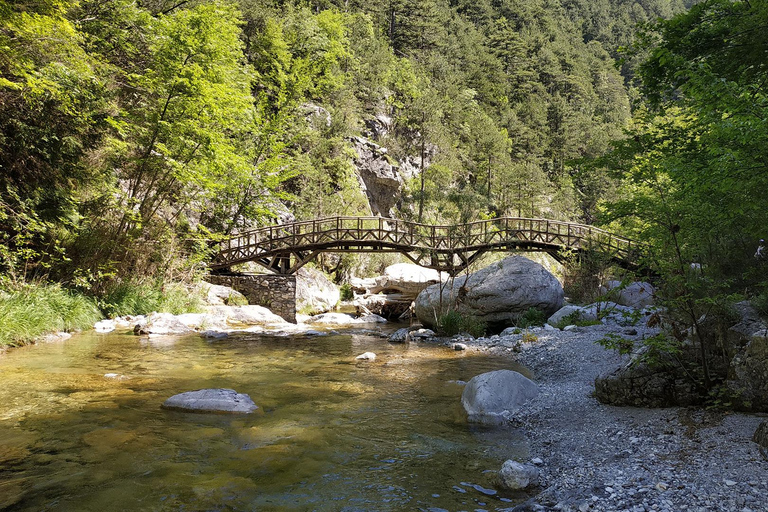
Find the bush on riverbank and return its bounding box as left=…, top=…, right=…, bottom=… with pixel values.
left=0, top=284, right=102, bottom=348
left=437, top=310, right=486, bottom=338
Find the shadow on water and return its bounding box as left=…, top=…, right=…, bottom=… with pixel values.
left=0, top=329, right=533, bottom=511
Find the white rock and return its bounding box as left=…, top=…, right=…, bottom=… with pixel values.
left=211, top=305, right=288, bottom=326
left=134, top=312, right=193, bottom=335
left=453, top=343, right=468, bottom=351
left=306, top=313, right=359, bottom=325
left=355, top=352, right=376, bottom=361
left=94, top=319, right=116, bottom=333
left=296, top=267, right=340, bottom=315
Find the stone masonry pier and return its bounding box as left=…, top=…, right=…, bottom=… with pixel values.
left=206, top=274, right=296, bottom=323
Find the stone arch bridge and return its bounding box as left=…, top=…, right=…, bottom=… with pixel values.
left=207, top=216, right=643, bottom=322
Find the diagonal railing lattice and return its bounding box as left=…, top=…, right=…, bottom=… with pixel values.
left=210, top=216, right=642, bottom=275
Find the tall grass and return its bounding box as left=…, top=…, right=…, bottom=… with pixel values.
left=0, top=284, right=102, bottom=348
left=99, top=281, right=205, bottom=318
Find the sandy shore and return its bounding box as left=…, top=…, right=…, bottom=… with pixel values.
left=455, top=323, right=768, bottom=512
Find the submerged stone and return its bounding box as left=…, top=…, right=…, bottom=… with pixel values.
left=161, top=388, right=258, bottom=414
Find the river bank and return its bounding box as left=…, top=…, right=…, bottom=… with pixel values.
left=446, top=324, right=768, bottom=512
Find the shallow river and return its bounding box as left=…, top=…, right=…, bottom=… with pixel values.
left=0, top=328, right=531, bottom=511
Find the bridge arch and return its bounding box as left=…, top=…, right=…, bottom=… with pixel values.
left=210, top=216, right=642, bottom=276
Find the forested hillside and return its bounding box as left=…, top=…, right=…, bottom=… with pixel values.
left=1, top=0, right=697, bottom=289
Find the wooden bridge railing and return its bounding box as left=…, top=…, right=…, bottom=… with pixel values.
left=211, top=216, right=640, bottom=274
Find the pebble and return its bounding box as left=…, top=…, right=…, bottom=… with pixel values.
left=429, top=317, right=768, bottom=512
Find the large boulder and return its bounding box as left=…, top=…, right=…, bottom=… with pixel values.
left=296, top=267, right=340, bottom=315
left=209, top=305, right=289, bottom=326
left=547, top=305, right=598, bottom=326
left=461, top=369, right=539, bottom=424
left=414, top=256, right=564, bottom=331
left=369, top=264, right=445, bottom=297
left=601, top=280, right=655, bottom=308
left=161, top=389, right=258, bottom=414
left=349, top=136, right=403, bottom=217
left=199, top=283, right=247, bottom=306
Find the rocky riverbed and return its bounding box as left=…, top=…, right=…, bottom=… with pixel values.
left=438, top=323, right=768, bottom=512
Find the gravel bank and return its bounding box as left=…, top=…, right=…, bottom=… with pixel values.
left=454, top=323, right=768, bottom=512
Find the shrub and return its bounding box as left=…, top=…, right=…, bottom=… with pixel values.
left=339, top=283, right=354, bottom=301
left=437, top=310, right=486, bottom=338
left=552, top=311, right=602, bottom=330
left=516, top=307, right=547, bottom=328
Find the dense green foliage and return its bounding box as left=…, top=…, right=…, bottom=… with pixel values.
left=593, top=0, right=768, bottom=388
left=1, top=0, right=688, bottom=288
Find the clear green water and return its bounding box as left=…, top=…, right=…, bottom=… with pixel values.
left=0, top=329, right=531, bottom=511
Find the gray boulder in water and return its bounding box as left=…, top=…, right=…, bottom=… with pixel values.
left=161, top=389, right=258, bottom=414
left=414, top=256, right=563, bottom=330
left=461, top=369, right=539, bottom=424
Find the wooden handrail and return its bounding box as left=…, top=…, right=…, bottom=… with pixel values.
left=213, top=215, right=641, bottom=273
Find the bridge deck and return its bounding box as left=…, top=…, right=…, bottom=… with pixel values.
left=211, top=216, right=641, bottom=275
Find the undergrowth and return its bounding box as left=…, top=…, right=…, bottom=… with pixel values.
left=515, top=307, right=547, bottom=328
left=99, top=281, right=205, bottom=318
left=0, top=284, right=102, bottom=348
left=437, top=310, right=487, bottom=338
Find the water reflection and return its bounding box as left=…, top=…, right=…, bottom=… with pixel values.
left=0, top=330, right=530, bottom=511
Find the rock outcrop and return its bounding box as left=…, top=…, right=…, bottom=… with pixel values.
left=461, top=369, right=539, bottom=424
left=349, top=136, right=403, bottom=217
left=161, top=388, right=258, bottom=414
left=414, top=256, right=564, bottom=331
left=596, top=301, right=768, bottom=411
left=353, top=263, right=446, bottom=318
left=296, top=267, right=340, bottom=315
left=753, top=421, right=768, bottom=459
left=594, top=347, right=703, bottom=408
left=199, top=283, right=247, bottom=306
left=728, top=307, right=768, bottom=410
